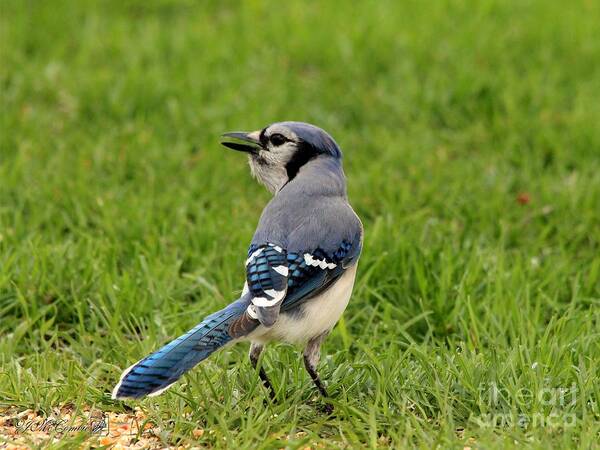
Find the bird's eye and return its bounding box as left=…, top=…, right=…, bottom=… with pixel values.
left=269, top=133, right=287, bottom=146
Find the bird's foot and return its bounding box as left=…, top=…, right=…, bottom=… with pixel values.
left=318, top=402, right=335, bottom=416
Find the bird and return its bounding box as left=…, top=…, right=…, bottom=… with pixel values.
left=112, top=121, right=363, bottom=411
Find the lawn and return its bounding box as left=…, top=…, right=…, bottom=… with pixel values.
left=1, top=0, right=599, bottom=448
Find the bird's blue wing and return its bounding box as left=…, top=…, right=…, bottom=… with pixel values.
left=282, top=239, right=359, bottom=311
left=245, top=243, right=289, bottom=326
left=242, top=239, right=360, bottom=328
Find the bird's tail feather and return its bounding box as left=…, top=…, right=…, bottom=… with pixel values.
left=112, top=299, right=250, bottom=400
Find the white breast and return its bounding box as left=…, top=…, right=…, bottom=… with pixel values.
left=247, top=264, right=358, bottom=345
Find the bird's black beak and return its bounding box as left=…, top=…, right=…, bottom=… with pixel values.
left=221, top=131, right=262, bottom=155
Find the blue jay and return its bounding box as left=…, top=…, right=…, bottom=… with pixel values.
left=112, top=122, right=363, bottom=410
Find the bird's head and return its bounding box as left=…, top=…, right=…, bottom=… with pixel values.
left=221, top=121, right=342, bottom=193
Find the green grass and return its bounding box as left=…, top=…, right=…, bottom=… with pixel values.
left=1, top=0, right=600, bottom=448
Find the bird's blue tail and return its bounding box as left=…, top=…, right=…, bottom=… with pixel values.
left=112, top=298, right=253, bottom=400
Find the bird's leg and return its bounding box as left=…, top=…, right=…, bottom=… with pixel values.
left=303, top=332, right=334, bottom=413
left=249, top=342, right=276, bottom=400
